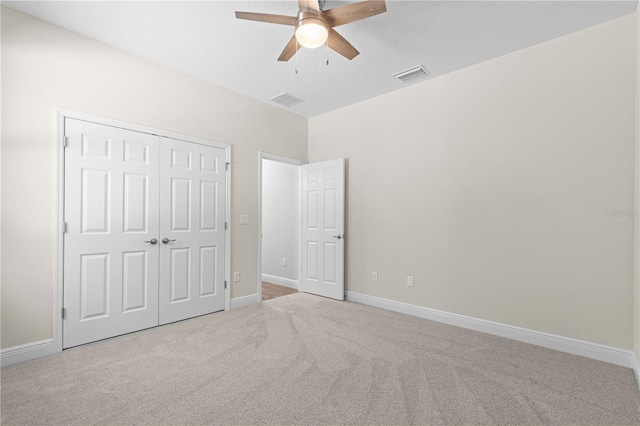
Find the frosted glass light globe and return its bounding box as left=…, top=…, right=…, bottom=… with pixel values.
left=295, top=20, right=328, bottom=49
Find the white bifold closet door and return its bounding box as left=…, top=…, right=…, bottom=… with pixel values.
left=63, top=118, right=225, bottom=349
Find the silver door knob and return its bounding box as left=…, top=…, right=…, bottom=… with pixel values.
left=332, top=235, right=343, bottom=240
left=162, top=238, right=176, bottom=244
left=144, top=238, right=158, bottom=245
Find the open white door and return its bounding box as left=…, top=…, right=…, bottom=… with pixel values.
left=301, top=158, right=345, bottom=300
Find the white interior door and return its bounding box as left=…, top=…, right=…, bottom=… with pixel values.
left=158, top=138, right=226, bottom=325
left=63, top=119, right=160, bottom=348
left=301, top=158, right=345, bottom=300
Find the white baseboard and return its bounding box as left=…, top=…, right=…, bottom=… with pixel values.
left=632, top=354, right=640, bottom=392
left=230, top=293, right=260, bottom=310
left=1, top=339, right=54, bottom=367
left=346, top=291, right=635, bottom=368
left=261, top=274, right=299, bottom=290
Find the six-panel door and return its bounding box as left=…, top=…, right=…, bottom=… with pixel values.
left=63, top=119, right=161, bottom=348
left=301, top=158, right=345, bottom=300
left=158, top=138, right=226, bottom=325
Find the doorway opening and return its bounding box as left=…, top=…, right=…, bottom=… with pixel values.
left=258, top=153, right=346, bottom=302
left=258, top=152, right=306, bottom=301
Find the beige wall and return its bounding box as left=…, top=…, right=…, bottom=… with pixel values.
left=310, top=14, right=637, bottom=349
left=0, top=7, right=308, bottom=349
left=3, top=6, right=638, bottom=354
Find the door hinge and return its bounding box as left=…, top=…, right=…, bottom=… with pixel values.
left=62, top=307, right=67, bottom=320
left=225, top=162, right=230, bottom=171
left=224, top=281, right=227, bottom=289
left=62, top=222, right=67, bottom=233
left=63, top=136, right=69, bottom=148
left=225, top=221, right=228, bottom=230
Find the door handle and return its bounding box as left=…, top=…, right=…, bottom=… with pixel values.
left=332, top=234, right=343, bottom=240
left=162, top=238, right=176, bottom=245
left=144, top=238, right=158, bottom=245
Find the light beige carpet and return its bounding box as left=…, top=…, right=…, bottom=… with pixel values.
left=2, top=292, right=639, bottom=425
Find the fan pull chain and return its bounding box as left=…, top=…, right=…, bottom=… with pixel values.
left=325, top=38, right=329, bottom=66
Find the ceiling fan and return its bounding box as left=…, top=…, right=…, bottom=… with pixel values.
left=235, top=0, right=387, bottom=61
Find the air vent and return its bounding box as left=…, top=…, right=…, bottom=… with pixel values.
left=269, top=92, right=304, bottom=108
left=393, top=65, right=430, bottom=84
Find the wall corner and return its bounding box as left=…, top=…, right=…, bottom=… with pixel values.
left=634, top=4, right=640, bottom=371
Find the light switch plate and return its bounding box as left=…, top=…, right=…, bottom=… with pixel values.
left=239, top=214, right=249, bottom=225
left=407, top=276, right=414, bottom=287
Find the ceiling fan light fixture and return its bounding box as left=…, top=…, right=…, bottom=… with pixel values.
left=295, top=16, right=328, bottom=49
left=235, top=0, right=387, bottom=61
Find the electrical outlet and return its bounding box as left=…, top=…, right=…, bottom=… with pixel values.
left=407, top=276, right=414, bottom=287
left=234, top=272, right=241, bottom=282
left=372, top=271, right=378, bottom=281
left=283, top=258, right=287, bottom=267
left=239, top=214, right=249, bottom=225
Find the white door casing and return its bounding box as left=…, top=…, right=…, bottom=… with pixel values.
left=301, top=158, right=345, bottom=300
left=63, top=119, right=160, bottom=348
left=158, top=138, right=226, bottom=324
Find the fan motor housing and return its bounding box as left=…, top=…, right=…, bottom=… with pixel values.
left=296, top=11, right=328, bottom=29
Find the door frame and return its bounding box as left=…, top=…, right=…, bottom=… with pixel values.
left=54, top=109, right=231, bottom=354
left=257, top=152, right=306, bottom=301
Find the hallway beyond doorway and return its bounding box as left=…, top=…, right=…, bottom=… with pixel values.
left=262, top=282, right=298, bottom=301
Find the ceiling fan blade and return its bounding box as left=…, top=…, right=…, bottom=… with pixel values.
left=297, top=0, right=320, bottom=13
left=323, top=0, right=386, bottom=27
left=327, top=28, right=359, bottom=60
left=235, top=11, right=297, bottom=26
left=278, top=35, right=302, bottom=61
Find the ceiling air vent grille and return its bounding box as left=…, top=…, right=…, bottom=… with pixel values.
left=393, top=65, right=430, bottom=83
left=269, top=92, right=304, bottom=108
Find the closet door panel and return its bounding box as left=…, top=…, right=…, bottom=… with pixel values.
left=63, top=119, right=160, bottom=348
left=158, top=138, right=226, bottom=325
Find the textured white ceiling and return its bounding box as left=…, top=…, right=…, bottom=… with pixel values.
left=4, top=1, right=637, bottom=117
